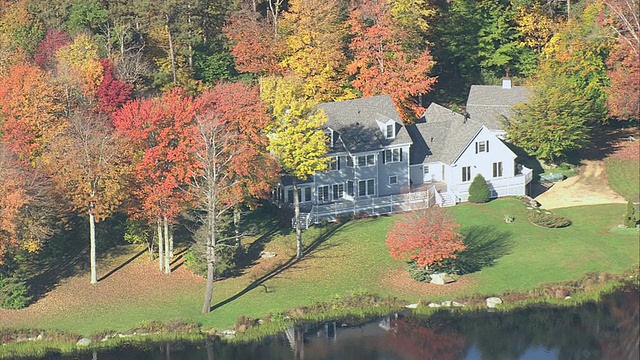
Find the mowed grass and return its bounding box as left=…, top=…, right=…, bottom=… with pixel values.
left=605, top=157, right=639, bottom=201
left=2, top=200, right=638, bottom=336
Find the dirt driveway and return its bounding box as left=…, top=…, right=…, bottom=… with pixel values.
left=534, top=160, right=626, bottom=209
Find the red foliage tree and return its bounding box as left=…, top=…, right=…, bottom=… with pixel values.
left=96, top=59, right=133, bottom=115
left=113, top=88, right=202, bottom=273
left=386, top=206, right=466, bottom=268
left=346, top=0, right=437, bottom=121
left=606, top=39, right=640, bottom=120
left=33, top=29, right=69, bottom=71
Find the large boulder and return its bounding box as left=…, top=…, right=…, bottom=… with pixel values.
left=76, top=338, right=92, bottom=346
left=486, top=297, right=503, bottom=308
left=429, top=273, right=456, bottom=285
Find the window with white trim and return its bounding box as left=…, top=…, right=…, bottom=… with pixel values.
left=346, top=156, right=354, bottom=167
left=296, top=187, right=312, bottom=202
left=358, top=179, right=375, bottom=196
left=493, top=162, right=503, bottom=178
left=357, top=154, right=375, bottom=167
left=389, top=175, right=398, bottom=185
left=385, top=123, right=394, bottom=139
left=318, top=186, right=329, bottom=202
left=462, top=166, right=471, bottom=182
left=384, top=148, right=401, bottom=163
left=329, top=156, right=340, bottom=171
left=423, top=165, right=429, bottom=174
left=332, top=183, right=344, bottom=200
left=347, top=181, right=354, bottom=196
left=475, top=140, right=489, bottom=153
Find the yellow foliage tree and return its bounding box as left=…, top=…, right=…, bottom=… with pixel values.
left=280, top=0, right=354, bottom=102
left=55, top=33, right=104, bottom=103
left=261, top=75, right=329, bottom=259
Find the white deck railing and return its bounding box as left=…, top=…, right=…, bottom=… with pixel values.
left=295, top=186, right=437, bottom=226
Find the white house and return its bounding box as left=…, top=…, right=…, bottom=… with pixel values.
left=276, top=79, right=533, bottom=223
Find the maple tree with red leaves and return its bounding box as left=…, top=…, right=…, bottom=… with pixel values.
left=96, top=59, right=133, bottom=115
left=346, top=0, right=437, bottom=122
left=194, top=82, right=278, bottom=313
left=113, top=88, right=203, bottom=274
left=386, top=206, right=466, bottom=268
left=33, top=29, right=69, bottom=71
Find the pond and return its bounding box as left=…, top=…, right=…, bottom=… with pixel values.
left=54, top=287, right=638, bottom=360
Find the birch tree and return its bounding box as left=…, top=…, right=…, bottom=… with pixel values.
left=43, top=110, right=131, bottom=284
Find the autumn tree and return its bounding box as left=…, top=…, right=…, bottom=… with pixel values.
left=0, top=144, right=56, bottom=265
left=42, top=110, right=131, bottom=284
left=601, top=0, right=640, bottom=120
left=0, top=62, right=64, bottom=161
left=0, top=0, right=44, bottom=70
left=114, top=88, right=201, bottom=274
left=54, top=33, right=105, bottom=111
left=346, top=0, right=437, bottom=121
left=225, top=8, right=285, bottom=76
left=192, top=82, right=277, bottom=313
left=33, top=29, right=70, bottom=71
left=280, top=0, right=352, bottom=101
left=386, top=206, right=466, bottom=269
left=261, top=76, right=329, bottom=259
left=96, top=58, right=133, bottom=115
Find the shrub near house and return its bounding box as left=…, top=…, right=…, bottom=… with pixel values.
left=468, top=174, right=490, bottom=203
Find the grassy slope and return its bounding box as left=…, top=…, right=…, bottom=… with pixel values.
left=2, top=200, right=638, bottom=336
left=605, top=158, right=640, bottom=200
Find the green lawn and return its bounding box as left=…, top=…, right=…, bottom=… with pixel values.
left=2, top=200, right=638, bottom=336
left=605, top=157, right=640, bottom=201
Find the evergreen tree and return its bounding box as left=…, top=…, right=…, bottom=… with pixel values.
left=468, top=174, right=490, bottom=203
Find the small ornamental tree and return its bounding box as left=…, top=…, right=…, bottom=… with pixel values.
left=468, top=174, right=490, bottom=203
left=624, top=199, right=639, bottom=228
left=386, top=206, right=466, bottom=269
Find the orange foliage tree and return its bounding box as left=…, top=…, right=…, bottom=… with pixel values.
left=0, top=62, right=64, bottom=161
left=113, top=88, right=202, bottom=274
left=346, top=0, right=437, bottom=121
left=386, top=206, right=465, bottom=268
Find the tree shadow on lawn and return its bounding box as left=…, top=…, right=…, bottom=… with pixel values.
left=453, top=226, right=514, bottom=275
left=209, top=223, right=344, bottom=312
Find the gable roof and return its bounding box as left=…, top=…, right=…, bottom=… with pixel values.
left=408, top=103, right=482, bottom=165
left=466, top=85, right=530, bottom=130
left=316, top=95, right=412, bottom=154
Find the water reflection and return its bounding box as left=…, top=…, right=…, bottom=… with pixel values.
left=56, top=287, right=638, bottom=360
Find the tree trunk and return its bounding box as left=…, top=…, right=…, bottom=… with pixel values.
left=202, top=212, right=216, bottom=313
left=158, top=218, right=164, bottom=272
left=90, top=212, right=97, bottom=285
left=166, top=15, right=177, bottom=84
left=164, top=216, right=171, bottom=274
left=233, top=205, right=241, bottom=248
left=293, top=179, right=303, bottom=260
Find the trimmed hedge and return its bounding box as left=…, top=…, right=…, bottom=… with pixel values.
left=528, top=210, right=571, bottom=228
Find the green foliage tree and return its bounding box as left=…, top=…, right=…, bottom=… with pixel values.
left=261, top=76, right=329, bottom=260
left=506, top=75, right=593, bottom=163
left=468, top=174, right=490, bottom=203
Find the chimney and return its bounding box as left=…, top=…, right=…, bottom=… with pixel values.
left=502, top=68, right=512, bottom=89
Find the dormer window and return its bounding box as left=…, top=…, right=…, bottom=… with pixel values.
left=385, top=123, right=395, bottom=139
left=326, top=128, right=334, bottom=148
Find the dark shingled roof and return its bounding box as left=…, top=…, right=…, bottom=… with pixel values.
left=408, top=103, right=482, bottom=165
left=466, top=85, right=530, bottom=130
left=316, top=95, right=412, bottom=154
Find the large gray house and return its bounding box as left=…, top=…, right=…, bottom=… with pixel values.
left=276, top=80, right=533, bottom=224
